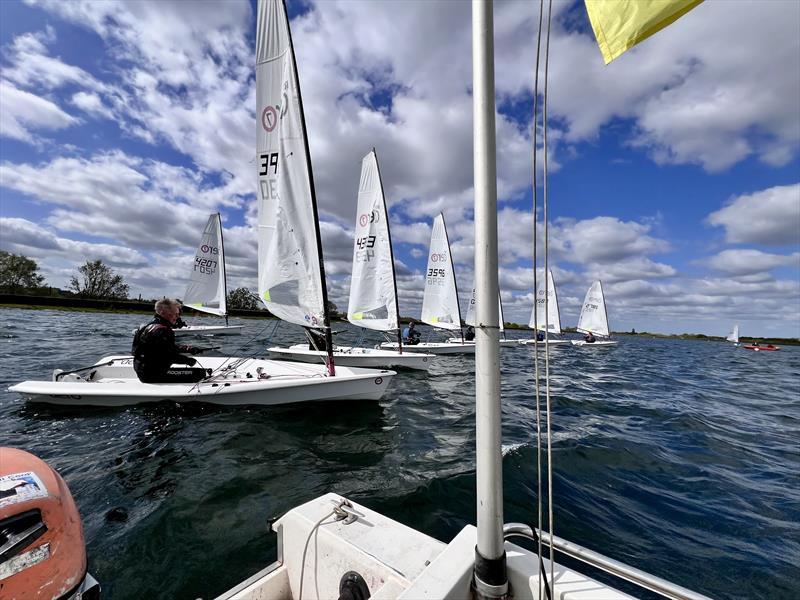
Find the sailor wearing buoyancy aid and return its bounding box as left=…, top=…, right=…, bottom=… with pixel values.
left=132, top=298, right=205, bottom=383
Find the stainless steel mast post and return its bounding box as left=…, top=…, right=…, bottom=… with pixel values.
left=472, top=1, right=507, bottom=598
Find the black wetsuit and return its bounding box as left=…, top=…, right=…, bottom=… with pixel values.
left=132, top=315, right=205, bottom=383
left=464, top=327, right=475, bottom=341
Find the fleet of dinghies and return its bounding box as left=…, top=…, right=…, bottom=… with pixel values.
left=7, top=0, right=717, bottom=598
left=218, top=2, right=710, bottom=600
left=8, top=0, right=400, bottom=407
left=176, top=212, right=243, bottom=337
left=266, top=150, right=433, bottom=370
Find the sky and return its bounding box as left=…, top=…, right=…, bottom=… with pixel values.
left=0, top=0, right=798, bottom=338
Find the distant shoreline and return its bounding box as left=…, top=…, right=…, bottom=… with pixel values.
left=1, top=295, right=797, bottom=345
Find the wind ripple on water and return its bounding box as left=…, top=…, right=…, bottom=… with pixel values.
left=0, top=310, right=798, bottom=599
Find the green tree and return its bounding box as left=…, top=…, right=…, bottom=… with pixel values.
left=69, top=260, right=129, bottom=299
left=227, top=287, right=261, bottom=310
left=0, top=251, right=46, bottom=291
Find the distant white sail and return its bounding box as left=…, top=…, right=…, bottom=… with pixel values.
left=726, top=324, right=739, bottom=343
left=183, top=213, right=227, bottom=317
left=576, top=280, right=610, bottom=337
left=529, top=269, right=561, bottom=334
left=256, top=0, right=325, bottom=328
left=465, top=287, right=504, bottom=332
left=421, top=214, right=461, bottom=331
left=347, top=150, right=398, bottom=332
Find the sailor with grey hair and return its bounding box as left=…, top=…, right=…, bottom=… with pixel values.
left=131, top=298, right=206, bottom=383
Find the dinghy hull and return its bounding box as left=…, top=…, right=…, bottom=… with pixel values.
left=174, top=325, right=243, bottom=336
left=266, top=345, right=433, bottom=370
left=380, top=341, right=476, bottom=355
left=571, top=340, right=618, bottom=346
left=9, top=356, right=395, bottom=407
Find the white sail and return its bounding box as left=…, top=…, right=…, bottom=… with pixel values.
left=529, top=269, right=561, bottom=334
left=466, top=287, right=504, bottom=332
left=256, top=0, right=326, bottom=328
left=576, top=280, right=610, bottom=337
left=347, top=150, right=398, bottom=332
left=726, top=324, right=739, bottom=343
left=421, top=214, right=461, bottom=330
left=183, top=213, right=227, bottom=317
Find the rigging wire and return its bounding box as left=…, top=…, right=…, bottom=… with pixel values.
left=531, top=0, right=546, bottom=597
left=543, top=0, right=556, bottom=593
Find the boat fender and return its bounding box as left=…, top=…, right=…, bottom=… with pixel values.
left=338, top=571, right=370, bottom=600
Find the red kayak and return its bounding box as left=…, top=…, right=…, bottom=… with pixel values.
left=743, top=344, right=780, bottom=351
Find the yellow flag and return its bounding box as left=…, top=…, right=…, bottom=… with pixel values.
left=585, top=0, right=704, bottom=64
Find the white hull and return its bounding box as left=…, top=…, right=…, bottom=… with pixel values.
left=174, top=325, right=243, bottom=336
left=9, top=355, right=395, bottom=407
left=266, top=345, right=432, bottom=371
left=218, top=493, right=639, bottom=600
left=380, top=341, right=476, bottom=355
left=518, top=338, right=571, bottom=345
left=571, top=340, right=618, bottom=346
left=446, top=337, right=519, bottom=347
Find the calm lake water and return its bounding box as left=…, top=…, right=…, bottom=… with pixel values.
left=1, top=308, right=798, bottom=599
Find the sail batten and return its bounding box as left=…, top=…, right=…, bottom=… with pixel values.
left=529, top=269, right=561, bottom=334
left=576, top=280, right=610, bottom=337
left=256, top=0, right=326, bottom=329
left=421, top=214, right=461, bottom=331
left=347, top=150, right=398, bottom=332
left=183, top=213, right=226, bottom=317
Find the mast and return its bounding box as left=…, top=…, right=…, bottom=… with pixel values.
left=599, top=279, right=610, bottom=339
left=440, top=213, right=464, bottom=344
left=217, top=212, right=229, bottom=325
left=282, top=0, right=335, bottom=375
left=374, top=148, right=403, bottom=353
left=472, top=1, right=507, bottom=598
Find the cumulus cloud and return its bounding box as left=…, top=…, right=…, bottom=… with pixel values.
left=707, top=184, right=800, bottom=246
left=706, top=249, right=800, bottom=276
left=0, top=81, right=78, bottom=142
left=0, top=217, right=147, bottom=266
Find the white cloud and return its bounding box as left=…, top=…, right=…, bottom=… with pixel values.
left=707, top=184, right=800, bottom=246
left=553, top=216, right=670, bottom=265
left=0, top=217, right=147, bottom=266
left=706, top=249, right=800, bottom=276
left=0, top=81, right=78, bottom=142
left=71, top=92, right=114, bottom=119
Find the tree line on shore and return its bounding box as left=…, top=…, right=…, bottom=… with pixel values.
left=0, top=250, right=262, bottom=310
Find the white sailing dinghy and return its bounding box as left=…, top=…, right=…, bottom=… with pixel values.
left=726, top=324, right=740, bottom=346
left=382, top=213, right=476, bottom=355
left=449, top=288, right=518, bottom=346
left=520, top=269, right=570, bottom=345
left=266, top=150, right=433, bottom=370
left=176, top=212, right=243, bottom=337
left=571, top=280, right=617, bottom=346
left=219, top=3, right=710, bottom=599
left=9, top=0, right=398, bottom=407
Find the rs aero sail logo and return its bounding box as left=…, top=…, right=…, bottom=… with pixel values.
left=359, top=210, right=380, bottom=227
left=262, top=87, right=290, bottom=132
left=430, top=252, right=447, bottom=263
